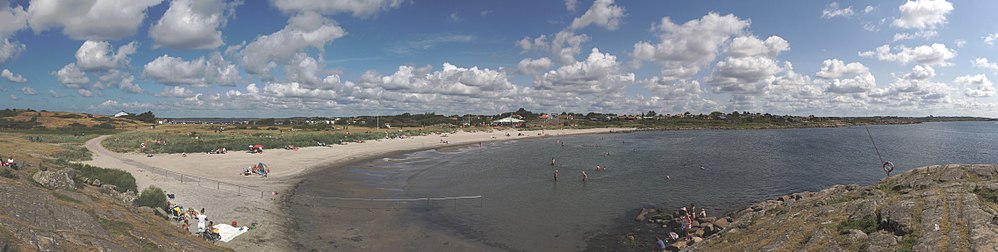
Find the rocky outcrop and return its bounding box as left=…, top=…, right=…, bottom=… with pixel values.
left=31, top=168, right=78, bottom=190
left=681, top=164, right=998, bottom=251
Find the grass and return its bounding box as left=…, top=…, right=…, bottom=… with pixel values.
left=973, top=187, right=998, bottom=204
left=898, top=234, right=919, bottom=252
left=0, top=169, right=15, bottom=179
left=68, top=162, right=137, bottom=193
left=57, top=145, right=92, bottom=161
left=52, top=193, right=82, bottom=204
left=836, top=216, right=877, bottom=234
left=102, top=127, right=454, bottom=153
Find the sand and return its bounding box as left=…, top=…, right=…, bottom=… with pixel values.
left=83, top=128, right=633, bottom=251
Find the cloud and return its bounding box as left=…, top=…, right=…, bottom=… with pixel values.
left=479, top=10, right=491, bottom=16
left=570, top=0, right=626, bottom=31
left=893, top=30, right=938, bottom=41
left=864, top=5, right=874, bottom=14
left=55, top=63, right=89, bottom=87
left=534, top=48, right=634, bottom=95
left=143, top=53, right=240, bottom=87
left=117, top=74, right=142, bottom=93
left=725, top=35, right=790, bottom=58
left=518, top=31, right=590, bottom=64
left=985, top=33, right=998, bottom=46
left=238, top=11, right=346, bottom=76
left=448, top=13, right=460, bottom=22
left=516, top=57, right=552, bottom=76
left=565, top=0, right=579, bottom=11
left=77, top=89, right=93, bottom=97
left=892, top=0, right=953, bottom=30
left=27, top=0, right=163, bottom=40
left=390, top=34, right=474, bottom=55
left=858, top=43, right=956, bottom=66
left=821, top=2, right=855, bottom=18
left=19, top=87, right=35, bottom=95
left=155, top=86, right=199, bottom=98
left=954, top=39, right=966, bottom=47
left=816, top=59, right=876, bottom=94
left=149, top=0, right=241, bottom=50
left=973, top=57, right=998, bottom=73
left=632, top=12, right=750, bottom=81
left=0, top=38, right=24, bottom=65
left=705, top=36, right=790, bottom=94
left=48, top=89, right=62, bottom=97
left=74, top=40, right=137, bottom=72
left=955, top=74, right=996, bottom=97
left=270, top=0, right=404, bottom=17
left=1, top=68, right=25, bottom=82
left=0, top=0, right=28, bottom=38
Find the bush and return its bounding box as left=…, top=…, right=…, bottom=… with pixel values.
left=134, top=186, right=169, bottom=210
left=71, top=163, right=136, bottom=193
left=0, top=169, right=16, bottom=179
left=837, top=217, right=877, bottom=234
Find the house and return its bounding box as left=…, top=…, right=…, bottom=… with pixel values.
left=490, top=116, right=525, bottom=127
left=538, top=114, right=551, bottom=119
left=113, top=111, right=130, bottom=117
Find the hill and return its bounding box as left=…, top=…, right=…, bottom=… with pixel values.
left=0, top=110, right=226, bottom=251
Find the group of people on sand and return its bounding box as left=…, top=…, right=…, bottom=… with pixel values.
left=241, top=163, right=270, bottom=177
left=1, top=155, right=17, bottom=169
left=208, top=147, right=227, bottom=154
left=170, top=204, right=221, bottom=242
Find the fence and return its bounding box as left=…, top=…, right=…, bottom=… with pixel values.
left=133, top=160, right=271, bottom=199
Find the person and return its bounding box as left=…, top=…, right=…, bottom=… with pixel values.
left=581, top=170, right=588, bottom=182
left=596, top=164, right=601, bottom=172
left=553, top=169, right=559, bottom=181
left=689, top=203, right=697, bottom=219
left=551, top=158, right=556, bottom=166
left=182, top=219, right=190, bottom=232
left=682, top=215, right=693, bottom=240
left=196, top=213, right=207, bottom=234
left=656, top=236, right=667, bottom=250
left=700, top=208, right=707, bottom=219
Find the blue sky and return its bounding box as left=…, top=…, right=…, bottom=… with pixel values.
left=1, top=0, right=998, bottom=117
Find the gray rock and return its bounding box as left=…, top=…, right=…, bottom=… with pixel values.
left=153, top=207, right=170, bottom=220
left=938, top=167, right=965, bottom=182
left=90, top=178, right=101, bottom=187
left=636, top=208, right=651, bottom=222
left=713, top=218, right=729, bottom=230
left=865, top=231, right=898, bottom=252
left=840, top=229, right=868, bottom=241
left=879, top=199, right=915, bottom=236
left=31, top=168, right=78, bottom=190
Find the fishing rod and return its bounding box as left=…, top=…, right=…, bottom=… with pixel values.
left=865, top=126, right=894, bottom=176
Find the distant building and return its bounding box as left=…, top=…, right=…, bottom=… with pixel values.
left=113, top=111, right=130, bottom=117
left=490, top=117, right=525, bottom=127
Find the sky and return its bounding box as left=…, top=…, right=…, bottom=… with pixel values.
left=1, top=0, right=998, bottom=118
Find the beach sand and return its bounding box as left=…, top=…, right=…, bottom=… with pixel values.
left=83, top=128, right=633, bottom=251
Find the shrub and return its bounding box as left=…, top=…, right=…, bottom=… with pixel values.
left=134, top=186, right=169, bottom=211
left=71, top=163, right=136, bottom=193
left=0, top=169, right=16, bottom=179
left=837, top=217, right=877, bottom=234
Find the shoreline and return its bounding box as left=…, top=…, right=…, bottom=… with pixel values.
left=84, top=127, right=635, bottom=251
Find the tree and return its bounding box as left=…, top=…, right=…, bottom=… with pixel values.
left=646, top=110, right=657, bottom=117
left=124, top=111, right=157, bottom=123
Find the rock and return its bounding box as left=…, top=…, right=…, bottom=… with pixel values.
left=666, top=241, right=687, bottom=251
left=938, top=167, right=965, bottom=182
left=700, top=216, right=716, bottom=223
left=879, top=199, right=914, bottom=236
left=153, top=207, right=170, bottom=220
left=778, top=195, right=792, bottom=202
left=690, top=236, right=703, bottom=244
left=713, top=218, right=729, bottom=230
left=840, top=229, right=868, bottom=241
left=31, top=168, right=78, bottom=190
left=90, top=178, right=102, bottom=187
left=100, top=184, right=118, bottom=194
left=693, top=229, right=705, bottom=237
left=848, top=199, right=878, bottom=222
left=865, top=231, right=898, bottom=252
left=636, top=208, right=651, bottom=222
left=136, top=206, right=154, bottom=214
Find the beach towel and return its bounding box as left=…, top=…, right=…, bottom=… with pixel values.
left=212, top=224, right=249, bottom=243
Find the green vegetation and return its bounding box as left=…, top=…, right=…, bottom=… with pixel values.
left=69, top=162, right=136, bottom=193
left=53, top=193, right=82, bottom=204
left=58, top=146, right=92, bottom=161
left=0, top=169, right=16, bottom=179
left=974, top=187, right=998, bottom=204
left=120, top=111, right=157, bottom=123
left=899, top=234, right=919, bottom=252
left=837, top=216, right=877, bottom=234
left=102, top=129, right=451, bottom=153
left=134, top=186, right=169, bottom=211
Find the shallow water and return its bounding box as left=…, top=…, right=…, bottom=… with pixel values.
left=293, top=121, right=998, bottom=251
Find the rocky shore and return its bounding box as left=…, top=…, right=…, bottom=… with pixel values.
left=606, top=164, right=998, bottom=251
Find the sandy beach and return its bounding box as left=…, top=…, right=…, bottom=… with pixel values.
left=83, top=127, right=633, bottom=251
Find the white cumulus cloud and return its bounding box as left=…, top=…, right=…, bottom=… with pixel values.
left=19, top=86, right=35, bottom=95
left=516, top=57, right=552, bottom=76
left=270, top=0, right=403, bottom=17
left=955, top=74, right=996, bottom=97
left=27, top=0, right=163, bottom=40
left=238, top=11, right=346, bottom=76
left=632, top=12, right=749, bottom=81
left=149, top=0, right=240, bottom=50
left=0, top=0, right=28, bottom=38
left=1, top=68, right=25, bottom=82
left=570, top=0, right=625, bottom=31
left=892, top=0, right=953, bottom=30
left=143, top=53, right=240, bottom=87
left=816, top=59, right=877, bottom=94
left=535, top=48, right=634, bottom=95
left=0, top=38, right=24, bottom=65
left=858, top=43, right=956, bottom=66
left=822, top=2, right=854, bottom=18
left=973, top=57, right=998, bottom=73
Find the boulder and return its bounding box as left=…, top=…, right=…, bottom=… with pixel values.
left=713, top=218, right=730, bottom=230
left=865, top=231, right=898, bottom=252
left=878, top=199, right=914, bottom=236
left=690, top=236, right=703, bottom=244
left=693, top=229, right=705, bottom=237
left=938, top=167, right=965, bottom=182
left=31, top=168, right=78, bottom=190
left=636, top=208, right=651, bottom=222
left=153, top=207, right=170, bottom=220
left=840, top=229, right=868, bottom=241
left=100, top=184, right=118, bottom=194
left=666, top=241, right=687, bottom=251
left=90, top=178, right=101, bottom=187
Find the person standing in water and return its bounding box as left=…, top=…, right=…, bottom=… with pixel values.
left=551, top=158, right=556, bottom=166
left=581, top=170, right=588, bottom=182
left=596, top=164, right=601, bottom=172
left=554, top=169, right=559, bottom=181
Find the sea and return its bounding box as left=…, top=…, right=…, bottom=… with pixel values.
left=291, top=121, right=998, bottom=251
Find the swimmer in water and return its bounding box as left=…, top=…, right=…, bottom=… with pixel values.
left=581, top=170, right=588, bottom=182
left=551, top=158, right=556, bottom=166
left=699, top=165, right=705, bottom=170
left=554, top=169, right=559, bottom=181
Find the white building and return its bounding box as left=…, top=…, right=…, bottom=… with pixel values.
left=113, top=111, right=130, bottom=117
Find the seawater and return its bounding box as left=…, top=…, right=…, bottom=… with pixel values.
left=293, top=121, right=998, bottom=251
